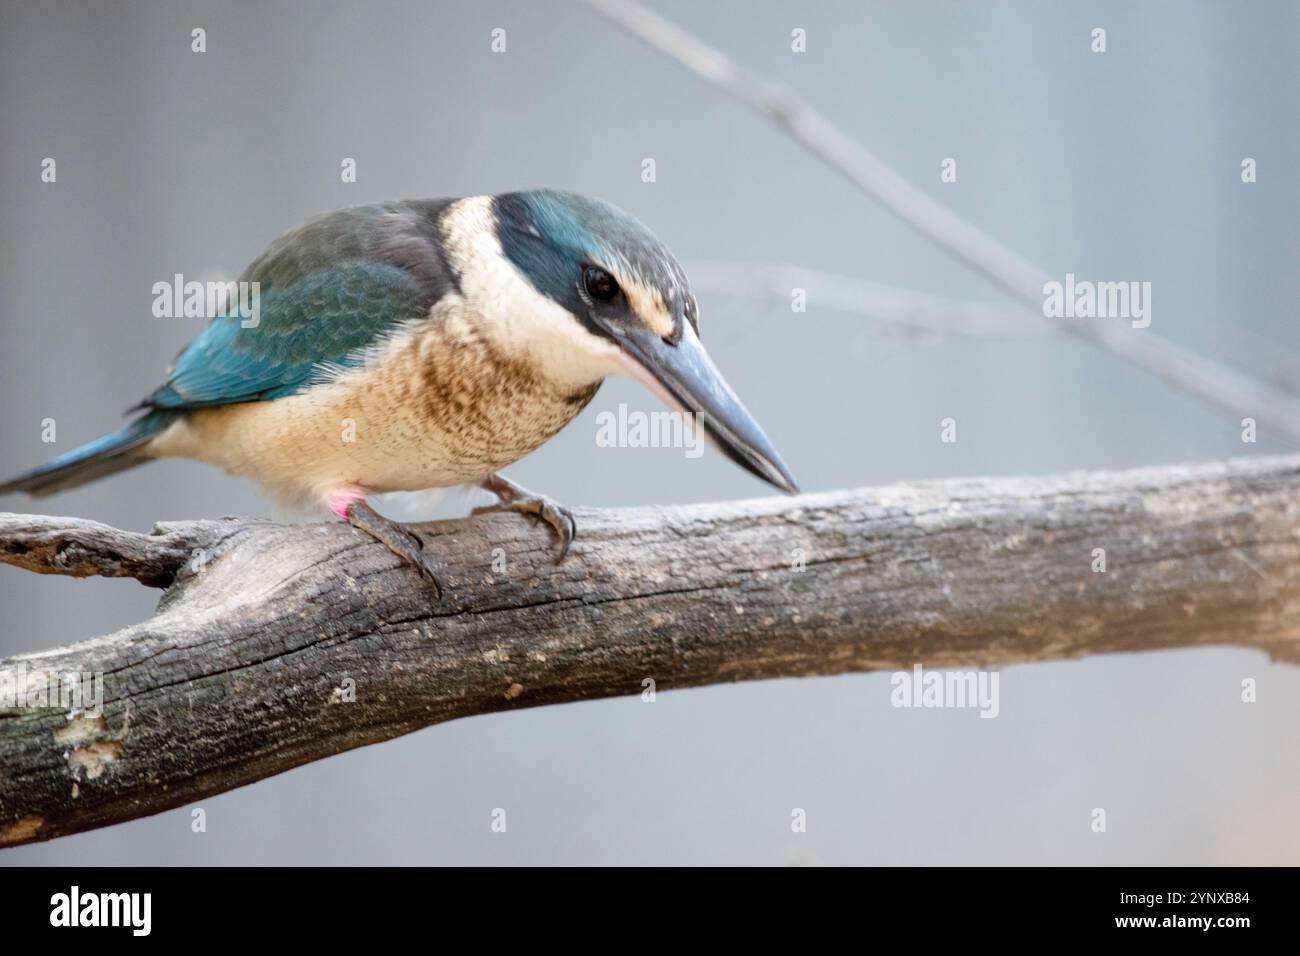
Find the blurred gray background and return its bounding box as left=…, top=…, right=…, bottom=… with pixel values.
left=2, top=0, right=1298, bottom=864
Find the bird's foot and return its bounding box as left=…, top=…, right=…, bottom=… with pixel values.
left=331, top=490, right=442, bottom=598
left=473, top=473, right=576, bottom=562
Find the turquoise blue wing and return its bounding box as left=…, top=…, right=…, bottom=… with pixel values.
left=143, top=261, right=429, bottom=408
left=140, top=200, right=455, bottom=410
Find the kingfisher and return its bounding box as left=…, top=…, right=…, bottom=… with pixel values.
left=0, top=191, right=798, bottom=594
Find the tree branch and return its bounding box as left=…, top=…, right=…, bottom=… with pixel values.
left=3, top=455, right=1300, bottom=847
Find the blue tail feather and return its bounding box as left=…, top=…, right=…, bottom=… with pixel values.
left=0, top=410, right=177, bottom=498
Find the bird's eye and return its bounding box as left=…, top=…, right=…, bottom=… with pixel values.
left=582, top=265, right=620, bottom=303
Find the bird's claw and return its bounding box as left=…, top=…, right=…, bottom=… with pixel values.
left=473, top=494, right=576, bottom=562
left=346, top=500, right=443, bottom=599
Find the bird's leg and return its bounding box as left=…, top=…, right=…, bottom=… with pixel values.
left=472, top=473, right=577, bottom=562
left=328, top=487, right=442, bottom=598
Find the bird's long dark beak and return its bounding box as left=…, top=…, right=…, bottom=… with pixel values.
left=610, top=322, right=800, bottom=494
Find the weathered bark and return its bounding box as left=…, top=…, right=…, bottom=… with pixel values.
left=2, top=454, right=1299, bottom=848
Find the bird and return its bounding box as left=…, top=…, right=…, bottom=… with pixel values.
left=0, top=190, right=798, bottom=595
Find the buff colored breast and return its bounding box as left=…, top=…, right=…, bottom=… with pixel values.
left=147, top=310, right=599, bottom=507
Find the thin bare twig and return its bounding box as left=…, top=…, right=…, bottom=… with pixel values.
left=688, top=260, right=1049, bottom=340
left=693, top=260, right=1300, bottom=393
left=585, top=0, right=1300, bottom=443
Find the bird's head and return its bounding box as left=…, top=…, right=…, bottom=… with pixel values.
left=445, top=189, right=798, bottom=494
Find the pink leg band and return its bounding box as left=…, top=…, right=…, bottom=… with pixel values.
left=327, top=486, right=366, bottom=519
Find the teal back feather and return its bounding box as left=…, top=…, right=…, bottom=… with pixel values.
left=144, top=260, right=428, bottom=408
left=141, top=200, right=455, bottom=411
